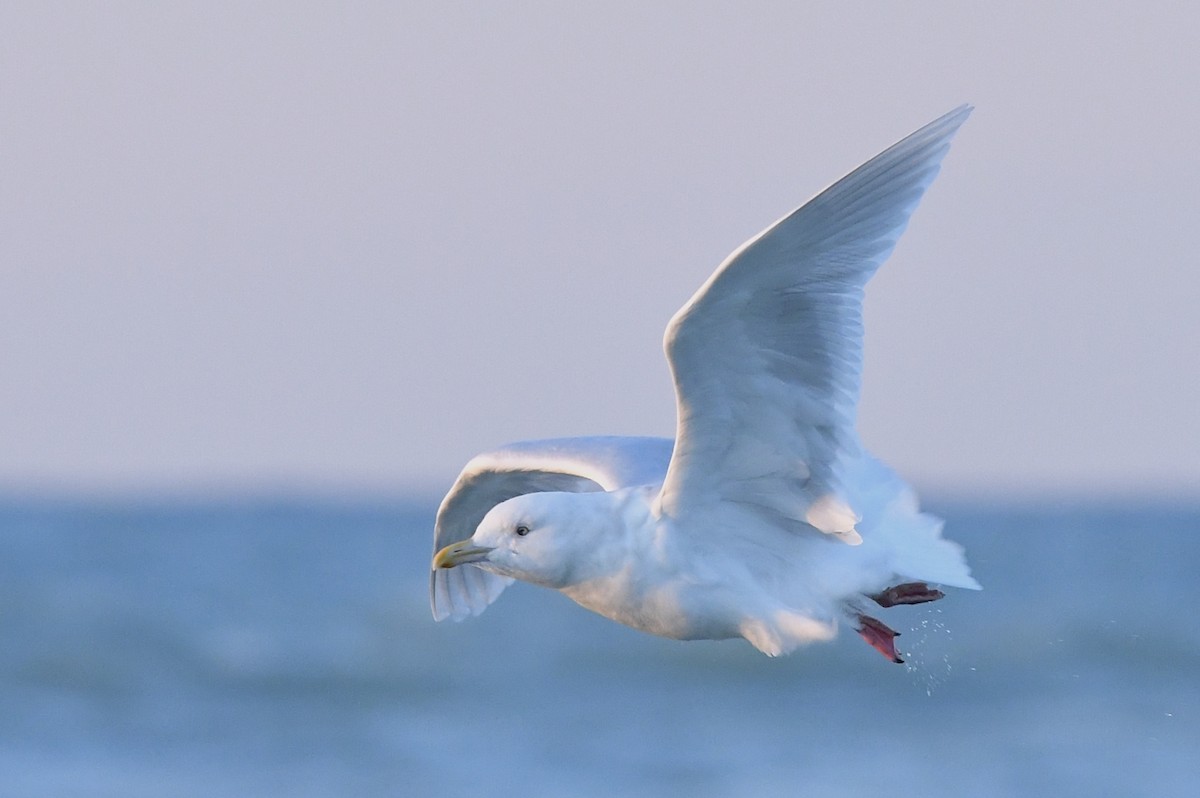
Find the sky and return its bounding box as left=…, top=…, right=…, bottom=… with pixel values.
left=1, top=2, right=1197, bottom=498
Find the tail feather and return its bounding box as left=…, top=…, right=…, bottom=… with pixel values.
left=887, top=510, right=981, bottom=590
left=846, top=454, right=981, bottom=590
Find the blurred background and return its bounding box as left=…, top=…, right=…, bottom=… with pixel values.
left=1, top=3, right=1196, bottom=796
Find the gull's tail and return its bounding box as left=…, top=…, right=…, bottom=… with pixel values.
left=848, top=455, right=981, bottom=590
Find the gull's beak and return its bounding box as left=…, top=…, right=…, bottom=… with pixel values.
left=433, top=540, right=494, bottom=569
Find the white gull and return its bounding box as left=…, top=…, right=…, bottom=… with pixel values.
left=431, top=106, right=979, bottom=661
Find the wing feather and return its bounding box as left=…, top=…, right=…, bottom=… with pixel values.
left=658, top=106, right=971, bottom=540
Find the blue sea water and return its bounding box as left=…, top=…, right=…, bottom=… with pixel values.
left=1, top=496, right=1197, bottom=797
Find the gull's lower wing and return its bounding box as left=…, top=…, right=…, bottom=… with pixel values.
left=431, top=436, right=674, bottom=620
left=658, top=106, right=971, bottom=538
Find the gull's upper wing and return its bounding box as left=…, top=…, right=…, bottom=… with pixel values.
left=431, top=436, right=674, bottom=620
left=657, top=106, right=970, bottom=539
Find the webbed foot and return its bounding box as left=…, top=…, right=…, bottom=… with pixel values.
left=871, top=581, right=944, bottom=608
left=857, top=614, right=903, bottom=664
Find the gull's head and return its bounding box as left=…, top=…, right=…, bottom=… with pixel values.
left=433, top=492, right=601, bottom=589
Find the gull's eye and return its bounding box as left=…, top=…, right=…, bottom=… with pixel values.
left=515, top=524, right=530, bottom=537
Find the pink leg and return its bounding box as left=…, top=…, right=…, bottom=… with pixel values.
left=857, top=614, right=904, bottom=664
left=871, top=581, right=945, bottom=608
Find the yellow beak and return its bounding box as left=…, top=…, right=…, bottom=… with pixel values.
left=433, top=540, right=494, bottom=569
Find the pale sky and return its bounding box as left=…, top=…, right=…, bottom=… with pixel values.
left=2, top=3, right=1197, bottom=498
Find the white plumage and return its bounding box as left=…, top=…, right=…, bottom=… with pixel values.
left=431, top=107, right=979, bottom=660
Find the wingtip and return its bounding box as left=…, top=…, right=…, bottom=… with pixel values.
left=835, top=528, right=864, bottom=546
left=936, top=103, right=974, bottom=133
left=805, top=495, right=863, bottom=544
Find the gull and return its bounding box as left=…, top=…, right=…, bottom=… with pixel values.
left=431, top=106, right=979, bottom=662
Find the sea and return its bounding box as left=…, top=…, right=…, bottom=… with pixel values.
left=1, top=495, right=1196, bottom=797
